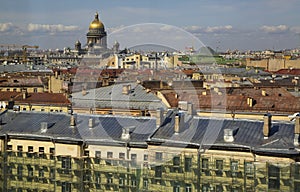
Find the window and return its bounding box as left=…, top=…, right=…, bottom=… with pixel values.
left=231, top=161, right=238, bottom=171
left=28, top=146, right=34, bottom=152
left=131, top=154, right=137, bottom=166
left=34, top=88, right=37, bottom=93
left=119, top=175, right=125, bottom=186
left=95, top=151, right=101, bottom=158
left=155, top=166, right=162, bottom=178
left=39, top=167, right=44, bottom=178
left=7, top=145, right=12, bottom=151
left=95, top=151, right=101, bottom=164
left=173, top=185, right=180, bottom=192
left=202, top=158, right=209, bottom=170
left=95, top=172, right=101, bottom=185
left=185, top=157, right=192, bottom=172
left=216, top=160, right=223, bottom=170
left=119, top=152, right=125, bottom=159
left=268, top=164, right=280, bottom=190
left=17, top=145, right=23, bottom=157
left=28, top=166, right=33, bottom=177
left=107, top=174, right=113, bottom=184
left=61, top=182, right=71, bottom=192
left=83, top=171, right=91, bottom=182
left=107, top=152, right=113, bottom=158
left=17, top=165, right=23, bottom=180
left=50, top=147, right=55, bottom=160
left=84, top=150, right=89, bottom=157
left=173, top=156, right=180, bottom=166
left=185, top=184, right=192, bottom=192
left=245, top=162, right=254, bottom=175
left=155, top=152, right=163, bottom=161
left=61, top=157, right=71, bottom=174
left=144, top=154, right=148, bottom=161
left=50, top=168, right=55, bottom=179
left=143, top=178, right=148, bottom=189
left=131, top=177, right=137, bottom=187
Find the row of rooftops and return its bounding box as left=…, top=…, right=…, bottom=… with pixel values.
left=0, top=109, right=299, bottom=157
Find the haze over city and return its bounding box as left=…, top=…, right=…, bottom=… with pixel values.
left=1, top=0, right=300, bottom=51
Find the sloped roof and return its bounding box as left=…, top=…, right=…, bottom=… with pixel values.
left=150, top=110, right=298, bottom=155
left=72, top=82, right=167, bottom=110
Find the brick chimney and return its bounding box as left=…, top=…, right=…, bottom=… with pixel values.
left=156, top=108, right=164, bottom=128
left=294, top=114, right=300, bottom=146
left=88, top=118, right=94, bottom=128
left=70, top=114, right=76, bottom=127
left=263, top=113, right=272, bottom=139
left=174, top=112, right=185, bottom=134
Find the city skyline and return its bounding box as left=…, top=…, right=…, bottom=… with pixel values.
left=1, top=0, right=300, bottom=51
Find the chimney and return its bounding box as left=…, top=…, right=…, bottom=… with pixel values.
left=70, top=114, right=76, bottom=127
left=263, top=113, right=272, bottom=139
left=247, top=97, right=253, bottom=107
left=121, top=126, right=135, bottom=140
left=156, top=108, right=164, bottom=127
left=40, top=122, right=48, bottom=133
left=262, top=90, right=267, bottom=96
left=294, top=114, right=300, bottom=146
left=174, top=115, right=180, bottom=134
left=122, top=84, right=131, bottom=95
left=82, top=88, right=87, bottom=96
left=187, top=103, right=194, bottom=115
left=224, top=129, right=234, bottom=142
left=174, top=113, right=185, bottom=134
left=22, top=90, right=28, bottom=99
left=88, top=118, right=94, bottom=128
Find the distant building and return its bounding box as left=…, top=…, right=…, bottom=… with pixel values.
left=72, top=82, right=167, bottom=116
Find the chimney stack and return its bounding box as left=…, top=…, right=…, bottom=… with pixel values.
left=88, top=118, right=94, bottom=128
left=156, top=108, right=164, bottom=127
left=263, top=113, right=272, bottom=139
left=22, top=90, right=28, bottom=99
left=122, top=84, right=131, bottom=95
left=70, top=114, right=76, bottom=127
left=40, top=122, right=48, bottom=133
left=174, top=115, right=180, bottom=134
left=174, top=112, right=185, bottom=134
left=187, top=103, right=194, bottom=115
left=294, top=114, right=300, bottom=146
left=82, top=88, right=87, bottom=96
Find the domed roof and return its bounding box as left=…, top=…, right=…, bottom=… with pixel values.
left=89, top=12, right=104, bottom=29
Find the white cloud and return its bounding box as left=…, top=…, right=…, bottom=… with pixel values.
left=0, top=22, right=13, bottom=32
left=27, top=23, right=80, bottom=34
left=260, top=25, right=289, bottom=33
left=184, top=25, right=234, bottom=34
left=205, top=25, right=233, bottom=33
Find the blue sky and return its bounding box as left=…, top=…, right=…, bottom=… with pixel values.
left=1, top=0, right=300, bottom=51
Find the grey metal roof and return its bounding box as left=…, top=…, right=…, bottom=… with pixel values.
left=0, top=110, right=156, bottom=145
left=72, top=82, right=167, bottom=110
left=150, top=110, right=299, bottom=155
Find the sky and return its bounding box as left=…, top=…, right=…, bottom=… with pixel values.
left=1, top=0, right=300, bottom=51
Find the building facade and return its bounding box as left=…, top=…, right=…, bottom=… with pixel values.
left=0, top=110, right=300, bottom=192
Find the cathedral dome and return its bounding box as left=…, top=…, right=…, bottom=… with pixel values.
left=89, top=12, right=104, bottom=29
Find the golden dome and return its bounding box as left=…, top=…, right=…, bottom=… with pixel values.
left=89, top=12, right=104, bottom=29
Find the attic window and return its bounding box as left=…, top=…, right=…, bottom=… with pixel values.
left=13, top=79, right=18, bottom=83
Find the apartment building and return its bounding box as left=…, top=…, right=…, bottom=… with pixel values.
left=0, top=109, right=299, bottom=191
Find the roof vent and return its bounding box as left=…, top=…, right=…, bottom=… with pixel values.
left=224, top=128, right=238, bottom=142
left=121, top=126, right=135, bottom=140
left=41, top=122, right=48, bottom=133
